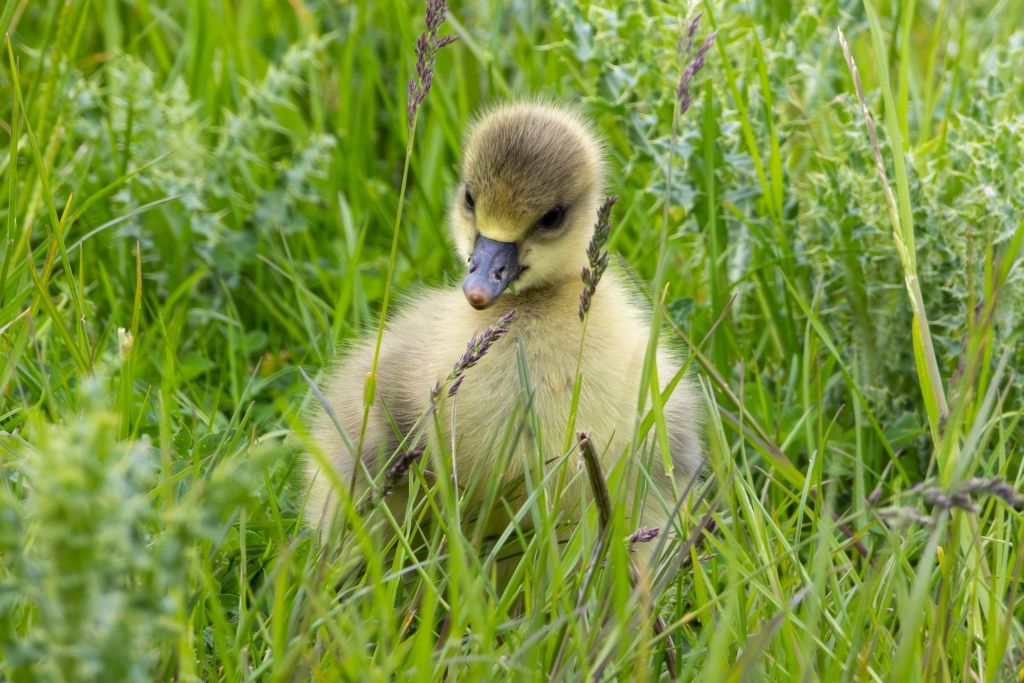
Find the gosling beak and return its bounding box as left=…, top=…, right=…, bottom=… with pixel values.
left=462, top=236, right=522, bottom=310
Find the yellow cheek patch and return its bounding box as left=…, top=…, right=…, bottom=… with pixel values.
left=478, top=222, right=522, bottom=244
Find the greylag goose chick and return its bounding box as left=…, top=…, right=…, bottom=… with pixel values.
left=306, top=101, right=701, bottom=567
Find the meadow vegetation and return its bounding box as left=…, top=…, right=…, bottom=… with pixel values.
left=1, top=0, right=1022, bottom=680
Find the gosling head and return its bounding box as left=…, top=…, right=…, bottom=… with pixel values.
left=450, top=102, right=606, bottom=310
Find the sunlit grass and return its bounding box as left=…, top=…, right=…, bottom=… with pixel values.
left=1, top=0, right=1023, bottom=680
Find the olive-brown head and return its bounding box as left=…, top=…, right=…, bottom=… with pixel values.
left=450, top=102, right=606, bottom=309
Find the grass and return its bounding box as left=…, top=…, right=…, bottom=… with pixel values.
left=1, top=0, right=1023, bottom=680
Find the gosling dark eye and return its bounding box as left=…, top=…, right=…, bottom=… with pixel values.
left=537, top=206, right=565, bottom=230
left=465, top=190, right=475, bottom=211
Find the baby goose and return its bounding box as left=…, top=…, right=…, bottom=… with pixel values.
left=306, top=101, right=701, bottom=566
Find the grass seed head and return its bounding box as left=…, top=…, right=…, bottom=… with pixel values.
left=406, top=0, right=458, bottom=133
left=579, top=195, right=618, bottom=321
left=676, top=14, right=717, bottom=116
left=628, top=526, right=660, bottom=544
left=432, top=309, right=517, bottom=402
left=380, top=447, right=426, bottom=501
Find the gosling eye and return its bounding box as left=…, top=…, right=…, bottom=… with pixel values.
left=537, top=206, right=565, bottom=230
left=465, top=190, right=475, bottom=212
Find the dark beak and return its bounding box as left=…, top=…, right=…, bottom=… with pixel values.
left=462, top=236, right=522, bottom=310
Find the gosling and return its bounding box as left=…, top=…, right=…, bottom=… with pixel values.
left=305, top=101, right=702, bottom=567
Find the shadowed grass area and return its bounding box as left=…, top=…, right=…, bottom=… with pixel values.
left=1, top=0, right=1022, bottom=680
